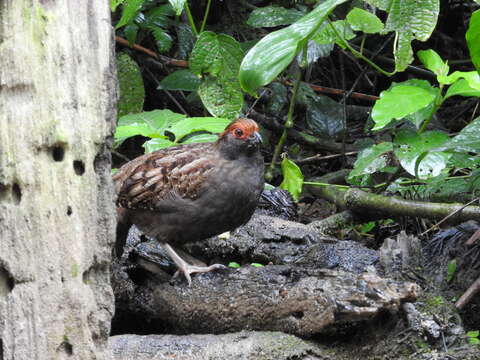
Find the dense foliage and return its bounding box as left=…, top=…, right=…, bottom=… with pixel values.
left=111, top=0, right=480, bottom=203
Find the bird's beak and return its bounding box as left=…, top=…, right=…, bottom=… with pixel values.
left=249, top=131, right=262, bottom=145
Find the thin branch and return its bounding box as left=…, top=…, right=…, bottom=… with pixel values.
left=115, top=36, right=188, bottom=68
left=455, top=275, right=480, bottom=309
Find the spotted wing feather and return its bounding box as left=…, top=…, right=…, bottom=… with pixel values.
left=113, top=143, right=216, bottom=211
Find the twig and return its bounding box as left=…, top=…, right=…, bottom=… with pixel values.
left=465, top=228, right=480, bottom=246
left=115, top=36, right=188, bottom=68
left=455, top=274, right=480, bottom=309
left=265, top=58, right=304, bottom=181
left=420, top=197, right=480, bottom=236
left=143, top=67, right=189, bottom=116
left=284, top=81, right=379, bottom=102
left=295, top=151, right=358, bottom=164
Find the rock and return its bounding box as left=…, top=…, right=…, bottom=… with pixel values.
left=109, top=331, right=328, bottom=360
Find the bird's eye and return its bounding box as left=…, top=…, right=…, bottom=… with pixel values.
left=234, top=128, right=243, bottom=137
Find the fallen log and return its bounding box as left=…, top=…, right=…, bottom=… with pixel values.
left=112, top=263, right=419, bottom=337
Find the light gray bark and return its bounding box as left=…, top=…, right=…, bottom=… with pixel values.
left=0, top=1, right=116, bottom=359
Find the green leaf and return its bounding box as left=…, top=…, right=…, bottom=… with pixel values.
left=466, top=10, right=480, bottom=73
left=371, top=80, right=438, bottom=130
left=297, top=83, right=345, bottom=136
left=346, top=8, right=384, bottom=34
left=360, top=221, right=376, bottom=233
left=143, top=137, right=175, bottom=153
left=115, top=0, right=144, bottom=29
left=197, top=76, right=244, bottom=119
left=468, top=337, right=480, bottom=345
left=467, top=330, right=480, bottom=338
left=149, top=27, right=173, bottom=53
left=110, top=0, right=126, bottom=12
left=417, top=49, right=449, bottom=78
left=189, top=32, right=244, bottom=117
left=115, top=109, right=186, bottom=144
left=124, top=23, right=139, bottom=44
left=438, top=71, right=480, bottom=89
left=181, top=133, right=218, bottom=144
left=168, top=0, right=186, bottom=16
left=435, top=116, right=480, bottom=154
left=394, top=130, right=451, bottom=179
left=239, top=0, right=348, bottom=95
left=312, top=20, right=356, bottom=47
left=189, top=31, right=244, bottom=78
left=168, top=117, right=231, bottom=142
left=158, top=70, right=201, bottom=91
left=280, top=158, right=304, bottom=201
left=365, top=0, right=440, bottom=72
left=116, top=53, right=145, bottom=118
left=447, top=259, right=457, bottom=282
left=348, top=142, right=393, bottom=178
left=250, top=263, right=264, bottom=267
left=445, top=79, right=480, bottom=99
left=246, top=6, right=305, bottom=28
left=228, top=262, right=241, bottom=268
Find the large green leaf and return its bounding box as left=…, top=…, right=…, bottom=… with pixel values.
left=115, top=109, right=186, bottom=144
left=466, top=10, right=480, bottom=73
left=158, top=70, right=201, bottom=91
left=394, top=130, right=450, bottom=179
left=189, top=32, right=244, bottom=117
left=371, top=79, right=438, bottom=130
left=280, top=158, right=304, bottom=201
left=115, top=0, right=144, bottom=29
left=417, top=49, right=449, bottom=78
left=346, top=7, right=384, bottom=34
left=349, top=142, right=394, bottom=178
left=246, top=6, right=305, bottom=28
left=239, top=0, right=347, bottom=95
left=365, top=0, right=440, bottom=72
left=197, top=76, right=244, bottom=119
left=189, top=31, right=244, bottom=78
left=143, top=137, right=175, bottom=153
left=435, top=116, right=480, bottom=155
left=168, top=116, right=231, bottom=142
left=116, top=53, right=145, bottom=118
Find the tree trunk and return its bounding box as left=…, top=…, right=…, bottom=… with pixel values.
left=0, top=1, right=116, bottom=359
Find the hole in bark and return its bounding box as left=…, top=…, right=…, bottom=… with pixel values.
left=57, top=340, right=73, bottom=356
left=0, top=338, right=3, bottom=360
left=73, top=160, right=85, bottom=175
left=292, top=311, right=304, bottom=319
left=67, top=206, right=72, bottom=216
left=82, top=269, right=90, bottom=284
left=93, top=152, right=103, bottom=174
left=0, top=266, right=15, bottom=296
left=52, top=146, right=65, bottom=161
left=12, top=183, right=21, bottom=204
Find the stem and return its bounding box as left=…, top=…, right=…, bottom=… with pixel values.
left=199, top=0, right=212, bottom=33
left=419, top=93, right=444, bottom=134
left=303, top=182, right=350, bottom=190
left=185, top=1, right=198, bottom=36
left=265, top=61, right=303, bottom=181
left=327, top=18, right=395, bottom=77
left=360, top=34, right=366, bottom=55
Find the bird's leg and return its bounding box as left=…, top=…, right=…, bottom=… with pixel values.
left=161, top=243, right=226, bottom=286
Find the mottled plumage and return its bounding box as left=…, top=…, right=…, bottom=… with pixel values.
left=114, top=118, right=264, bottom=284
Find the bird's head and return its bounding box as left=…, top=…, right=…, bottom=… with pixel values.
left=217, top=118, right=262, bottom=158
